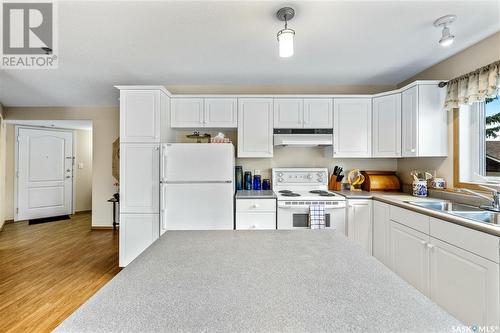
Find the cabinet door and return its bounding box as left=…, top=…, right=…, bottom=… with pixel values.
left=120, top=144, right=160, bottom=214
left=372, top=94, right=401, bottom=157
left=389, top=221, right=430, bottom=295
left=273, top=99, right=303, bottom=128
left=238, top=99, right=273, bottom=158
left=347, top=199, right=373, bottom=254
left=402, top=86, right=418, bottom=157
left=417, top=84, right=448, bottom=157
left=171, top=98, right=204, bottom=127
left=119, top=213, right=159, bottom=267
left=120, top=90, right=160, bottom=143
left=204, top=98, right=237, bottom=128
left=333, top=99, right=372, bottom=157
left=373, top=201, right=390, bottom=266
left=430, top=237, right=499, bottom=326
left=304, top=99, right=333, bottom=128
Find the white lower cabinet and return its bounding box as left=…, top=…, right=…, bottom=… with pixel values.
left=389, top=221, right=430, bottom=295
left=119, top=213, right=159, bottom=267
left=430, top=237, right=499, bottom=326
left=373, top=201, right=390, bottom=266
left=347, top=199, right=373, bottom=254
left=236, top=198, right=276, bottom=230
left=373, top=203, right=500, bottom=327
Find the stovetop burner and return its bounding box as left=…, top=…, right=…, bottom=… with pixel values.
left=318, top=193, right=336, bottom=197
left=278, top=190, right=293, bottom=193
left=309, top=190, right=329, bottom=194
left=281, top=192, right=301, bottom=197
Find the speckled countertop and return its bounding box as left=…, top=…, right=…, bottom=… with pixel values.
left=235, top=190, right=277, bottom=199
left=335, top=191, right=500, bottom=237
left=56, top=231, right=460, bottom=333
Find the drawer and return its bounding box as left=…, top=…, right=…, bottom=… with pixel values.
left=236, top=199, right=276, bottom=212
left=390, top=206, right=430, bottom=234
left=430, top=217, right=499, bottom=263
left=236, top=212, right=276, bottom=230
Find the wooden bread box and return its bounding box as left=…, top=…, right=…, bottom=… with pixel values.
left=360, top=171, right=401, bottom=192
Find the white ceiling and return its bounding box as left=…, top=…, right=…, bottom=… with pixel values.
left=5, top=119, right=92, bottom=130
left=0, top=0, right=499, bottom=107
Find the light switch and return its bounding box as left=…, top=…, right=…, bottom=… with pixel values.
left=78, top=162, right=84, bottom=169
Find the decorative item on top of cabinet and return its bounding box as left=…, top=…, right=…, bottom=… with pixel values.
left=360, top=171, right=401, bottom=192
left=237, top=98, right=274, bottom=158
left=372, top=93, right=401, bottom=157
left=401, top=83, right=447, bottom=157
left=332, top=98, right=372, bottom=157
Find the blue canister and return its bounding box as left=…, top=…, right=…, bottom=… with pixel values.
left=235, top=166, right=243, bottom=191
left=253, top=175, right=262, bottom=190
left=412, top=180, right=428, bottom=197
left=244, top=171, right=252, bottom=190
left=262, top=179, right=271, bottom=190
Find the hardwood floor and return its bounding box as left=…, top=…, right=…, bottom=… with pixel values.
left=0, top=213, right=120, bottom=333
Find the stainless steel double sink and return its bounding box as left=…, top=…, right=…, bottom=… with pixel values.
left=404, top=201, right=500, bottom=225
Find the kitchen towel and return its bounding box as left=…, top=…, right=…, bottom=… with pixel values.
left=309, top=205, right=326, bottom=229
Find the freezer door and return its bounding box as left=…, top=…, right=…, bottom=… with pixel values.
left=164, top=143, right=234, bottom=182
left=165, top=183, right=234, bottom=230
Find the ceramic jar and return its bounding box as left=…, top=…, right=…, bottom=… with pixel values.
left=431, top=178, right=446, bottom=189
left=412, top=180, right=428, bottom=197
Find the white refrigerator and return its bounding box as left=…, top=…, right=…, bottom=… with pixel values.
left=160, top=143, right=234, bottom=231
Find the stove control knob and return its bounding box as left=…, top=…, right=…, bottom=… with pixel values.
left=318, top=178, right=323, bottom=182
left=278, top=172, right=283, bottom=177
left=278, top=178, right=283, bottom=182
left=307, top=174, right=313, bottom=179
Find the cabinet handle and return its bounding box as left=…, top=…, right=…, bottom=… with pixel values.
left=154, top=147, right=159, bottom=151
left=426, top=243, right=435, bottom=250
left=411, top=148, right=416, bottom=153
left=252, top=204, right=259, bottom=208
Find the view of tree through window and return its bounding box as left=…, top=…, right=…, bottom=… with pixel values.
left=485, top=96, right=500, bottom=176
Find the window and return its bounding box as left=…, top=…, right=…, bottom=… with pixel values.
left=458, top=96, right=500, bottom=184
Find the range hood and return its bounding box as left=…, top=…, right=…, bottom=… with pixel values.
left=274, top=129, right=333, bottom=147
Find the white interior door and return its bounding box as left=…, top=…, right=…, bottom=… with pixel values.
left=16, top=127, right=73, bottom=221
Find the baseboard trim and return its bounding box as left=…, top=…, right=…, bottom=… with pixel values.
left=4, top=219, right=14, bottom=224
left=73, top=210, right=92, bottom=215
left=91, top=226, right=116, bottom=230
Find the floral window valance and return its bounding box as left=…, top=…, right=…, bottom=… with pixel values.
left=444, top=59, right=500, bottom=110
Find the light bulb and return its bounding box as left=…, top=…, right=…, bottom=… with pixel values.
left=439, top=26, right=454, bottom=47
left=278, top=29, right=294, bottom=58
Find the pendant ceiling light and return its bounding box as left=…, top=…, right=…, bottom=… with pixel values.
left=276, top=7, right=295, bottom=58
left=433, top=15, right=457, bottom=47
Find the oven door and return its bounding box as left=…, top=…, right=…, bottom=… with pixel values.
left=277, top=202, right=346, bottom=234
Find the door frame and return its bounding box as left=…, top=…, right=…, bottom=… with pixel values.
left=14, top=125, right=76, bottom=221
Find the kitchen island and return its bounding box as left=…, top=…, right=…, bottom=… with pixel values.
left=56, top=231, right=460, bottom=332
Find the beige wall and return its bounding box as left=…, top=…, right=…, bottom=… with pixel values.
left=75, top=129, right=92, bottom=212
left=0, top=104, right=6, bottom=230
left=397, top=32, right=500, bottom=186
left=175, top=129, right=398, bottom=181
left=4, top=107, right=119, bottom=227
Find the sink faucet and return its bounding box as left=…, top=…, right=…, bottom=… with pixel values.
left=458, top=185, right=500, bottom=212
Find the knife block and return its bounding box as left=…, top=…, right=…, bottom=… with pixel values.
left=328, top=175, right=342, bottom=191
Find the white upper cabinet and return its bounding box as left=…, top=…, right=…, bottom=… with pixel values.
left=171, top=98, right=204, bottom=127
left=171, top=98, right=237, bottom=128
left=238, top=98, right=273, bottom=158
left=304, top=99, right=333, bottom=128
left=204, top=98, right=237, bottom=127
left=372, top=93, right=401, bottom=157
left=120, top=143, right=160, bottom=214
left=120, top=90, right=161, bottom=143
left=274, top=98, right=332, bottom=129
left=333, top=98, right=372, bottom=157
left=274, top=99, right=303, bottom=128
left=402, top=83, right=447, bottom=157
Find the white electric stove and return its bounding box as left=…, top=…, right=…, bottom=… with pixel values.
left=272, top=168, right=346, bottom=233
